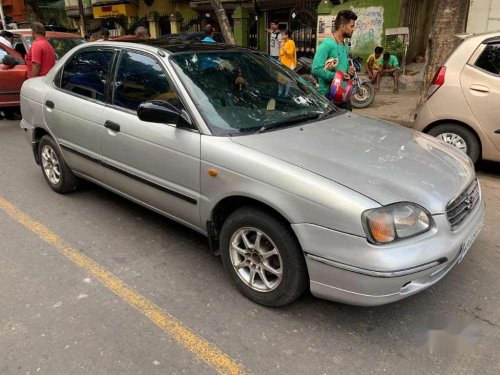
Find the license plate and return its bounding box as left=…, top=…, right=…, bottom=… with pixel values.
left=458, top=215, right=484, bottom=263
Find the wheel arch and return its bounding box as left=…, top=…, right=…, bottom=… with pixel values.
left=32, top=127, right=51, bottom=164
left=422, top=119, right=482, bottom=155
left=207, top=195, right=298, bottom=254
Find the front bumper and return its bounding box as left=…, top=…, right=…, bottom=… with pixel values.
left=292, top=198, right=485, bottom=306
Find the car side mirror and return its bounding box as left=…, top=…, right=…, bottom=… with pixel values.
left=2, top=55, right=17, bottom=69
left=137, top=100, right=192, bottom=128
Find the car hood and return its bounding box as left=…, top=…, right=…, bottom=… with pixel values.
left=230, top=113, right=474, bottom=214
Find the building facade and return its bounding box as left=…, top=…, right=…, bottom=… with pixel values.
left=1, top=0, right=29, bottom=24
left=467, top=0, right=500, bottom=33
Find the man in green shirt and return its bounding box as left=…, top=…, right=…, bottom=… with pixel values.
left=312, top=10, right=358, bottom=110
left=376, top=52, right=400, bottom=93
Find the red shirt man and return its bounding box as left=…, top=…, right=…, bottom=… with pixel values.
left=26, top=23, right=56, bottom=78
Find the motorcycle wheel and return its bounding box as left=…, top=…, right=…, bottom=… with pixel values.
left=351, top=81, right=376, bottom=109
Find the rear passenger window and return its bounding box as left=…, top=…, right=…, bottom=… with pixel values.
left=61, top=49, right=115, bottom=101
left=112, top=51, right=179, bottom=112
left=475, top=43, right=500, bottom=75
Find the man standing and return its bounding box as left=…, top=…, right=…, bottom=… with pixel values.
left=134, top=26, right=150, bottom=39
left=267, top=20, right=282, bottom=60
left=100, top=28, right=110, bottom=41
left=25, top=23, right=56, bottom=78
left=0, top=30, right=14, bottom=48
left=201, top=25, right=216, bottom=43
left=312, top=10, right=357, bottom=111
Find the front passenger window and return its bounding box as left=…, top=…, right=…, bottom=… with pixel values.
left=61, top=49, right=115, bottom=101
left=112, top=51, right=180, bottom=112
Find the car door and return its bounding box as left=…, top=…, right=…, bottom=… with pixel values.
left=461, top=41, right=500, bottom=152
left=43, top=47, right=116, bottom=182
left=99, top=49, right=201, bottom=228
left=0, top=44, right=27, bottom=106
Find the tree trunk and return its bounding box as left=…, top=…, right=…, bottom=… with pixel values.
left=26, top=0, right=46, bottom=24
left=210, top=0, right=236, bottom=45
left=418, top=0, right=469, bottom=106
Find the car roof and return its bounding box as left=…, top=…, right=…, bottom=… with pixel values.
left=458, top=30, right=500, bottom=44
left=12, top=29, right=83, bottom=38
left=112, top=39, right=248, bottom=53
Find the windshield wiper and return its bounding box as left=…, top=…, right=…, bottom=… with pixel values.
left=317, top=104, right=340, bottom=120
left=257, top=113, right=322, bottom=134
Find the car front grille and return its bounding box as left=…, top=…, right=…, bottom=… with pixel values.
left=446, top=179, right=480, bottom=230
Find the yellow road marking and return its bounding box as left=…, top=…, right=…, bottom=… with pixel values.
left=0, top=196, right=248, bottom=375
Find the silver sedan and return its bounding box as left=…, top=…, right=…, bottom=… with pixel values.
left=20, top=40, right=485, bottom=306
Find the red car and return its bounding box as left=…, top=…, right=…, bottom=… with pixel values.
left=1, top=30, right=85, bottom=116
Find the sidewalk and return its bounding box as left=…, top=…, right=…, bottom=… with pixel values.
left=353, top=91, right=419, bottom=128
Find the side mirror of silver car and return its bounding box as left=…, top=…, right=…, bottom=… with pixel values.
left=137, top=100, right=192, bottom=128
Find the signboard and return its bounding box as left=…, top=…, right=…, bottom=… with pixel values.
left=317, top=15, right=334, bottom=45
left=316, top=7, right=384, bottom=52
left=93, top=4, right=137, bottom=19
left=350, top=7, right=384, bottom=53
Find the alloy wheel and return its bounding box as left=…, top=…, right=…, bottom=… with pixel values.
left=438, top=132, right=468, bottom=154
left=41, top=145, right=61, bottom=185
left=229, top=227, right=283, bottom=293
left=353, top=86, right=369, bottom=101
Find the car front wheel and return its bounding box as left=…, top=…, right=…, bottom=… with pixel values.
left=427, top=124, right=481, bottom=163
left=220, top=207, right=308, bottom=307
left=38, top=135, right=79, bottom=193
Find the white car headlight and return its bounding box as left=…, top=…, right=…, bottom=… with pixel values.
left=362, top=203, right=433, bottom=244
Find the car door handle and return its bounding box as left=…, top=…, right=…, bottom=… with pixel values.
left=469, top=84, right=490, bottom=93
left=104, top=121, right=120, bottom=132
left=45, top=100, right=55, bottom=109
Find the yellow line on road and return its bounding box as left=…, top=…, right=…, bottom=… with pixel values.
left=0, top=196, right=248, bottom=375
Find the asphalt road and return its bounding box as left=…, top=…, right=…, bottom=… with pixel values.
left=1, top=119, right=499, bottom=375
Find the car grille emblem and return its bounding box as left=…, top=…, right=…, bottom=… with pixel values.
left=464, top=196, right=473, bottom=211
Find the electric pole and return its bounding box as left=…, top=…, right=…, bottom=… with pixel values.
left=0, top=0, right=7, bottom=31
left=78, top=0, right=87, bottom=36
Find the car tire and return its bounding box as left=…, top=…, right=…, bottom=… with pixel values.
left=220, top=206, right=308, bottom=307
left=427, top=124, right=481, bottom=164
left=38, top=135, right=79, bottom=193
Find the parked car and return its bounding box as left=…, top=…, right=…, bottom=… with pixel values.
left=14, top=22, right=79, bottom=34
left=0, top=30, right=85, bottom=112
left=413, top=31, right=500, bottom=163
left=0, top=43, right=26, bottom=117
left=10, top=29, right=86, bottom=60
left=20, top=40, right=484, bottom=307
left=161, top=32, right=226, bottom=43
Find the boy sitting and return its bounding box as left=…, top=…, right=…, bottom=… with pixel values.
left=377, top=52, right=400, bottom=93
left=366, top=46, right=383, bottom=84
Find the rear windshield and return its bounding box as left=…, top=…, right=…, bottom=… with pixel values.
left=24, top=37, right=86, bottom=59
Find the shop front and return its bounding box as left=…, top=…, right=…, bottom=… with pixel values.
left=256, top=0, right=320, bottom=58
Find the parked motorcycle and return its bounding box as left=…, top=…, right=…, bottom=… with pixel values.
left=349, top=55, right=376, bottom=109
left=294, top=56, right=376, bottom=109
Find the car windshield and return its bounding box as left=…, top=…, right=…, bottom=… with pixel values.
left=169, top=51, right=335, bottom=136
left=24, top=37, right=86, bottom=59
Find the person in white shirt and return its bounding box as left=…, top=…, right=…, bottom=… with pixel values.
left=0, top=30, right=14, bottom=48
left=267, top=20, right=282, bottom=59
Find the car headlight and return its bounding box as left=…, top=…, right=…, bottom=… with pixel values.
left=362, top=203, right=433, bottom=244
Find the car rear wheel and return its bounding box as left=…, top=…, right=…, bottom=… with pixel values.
left=427, top=124, right=481, bottom=163
left=220, top=207, right=308, bottom=307
left=38, top=135, right=79, bottom=193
